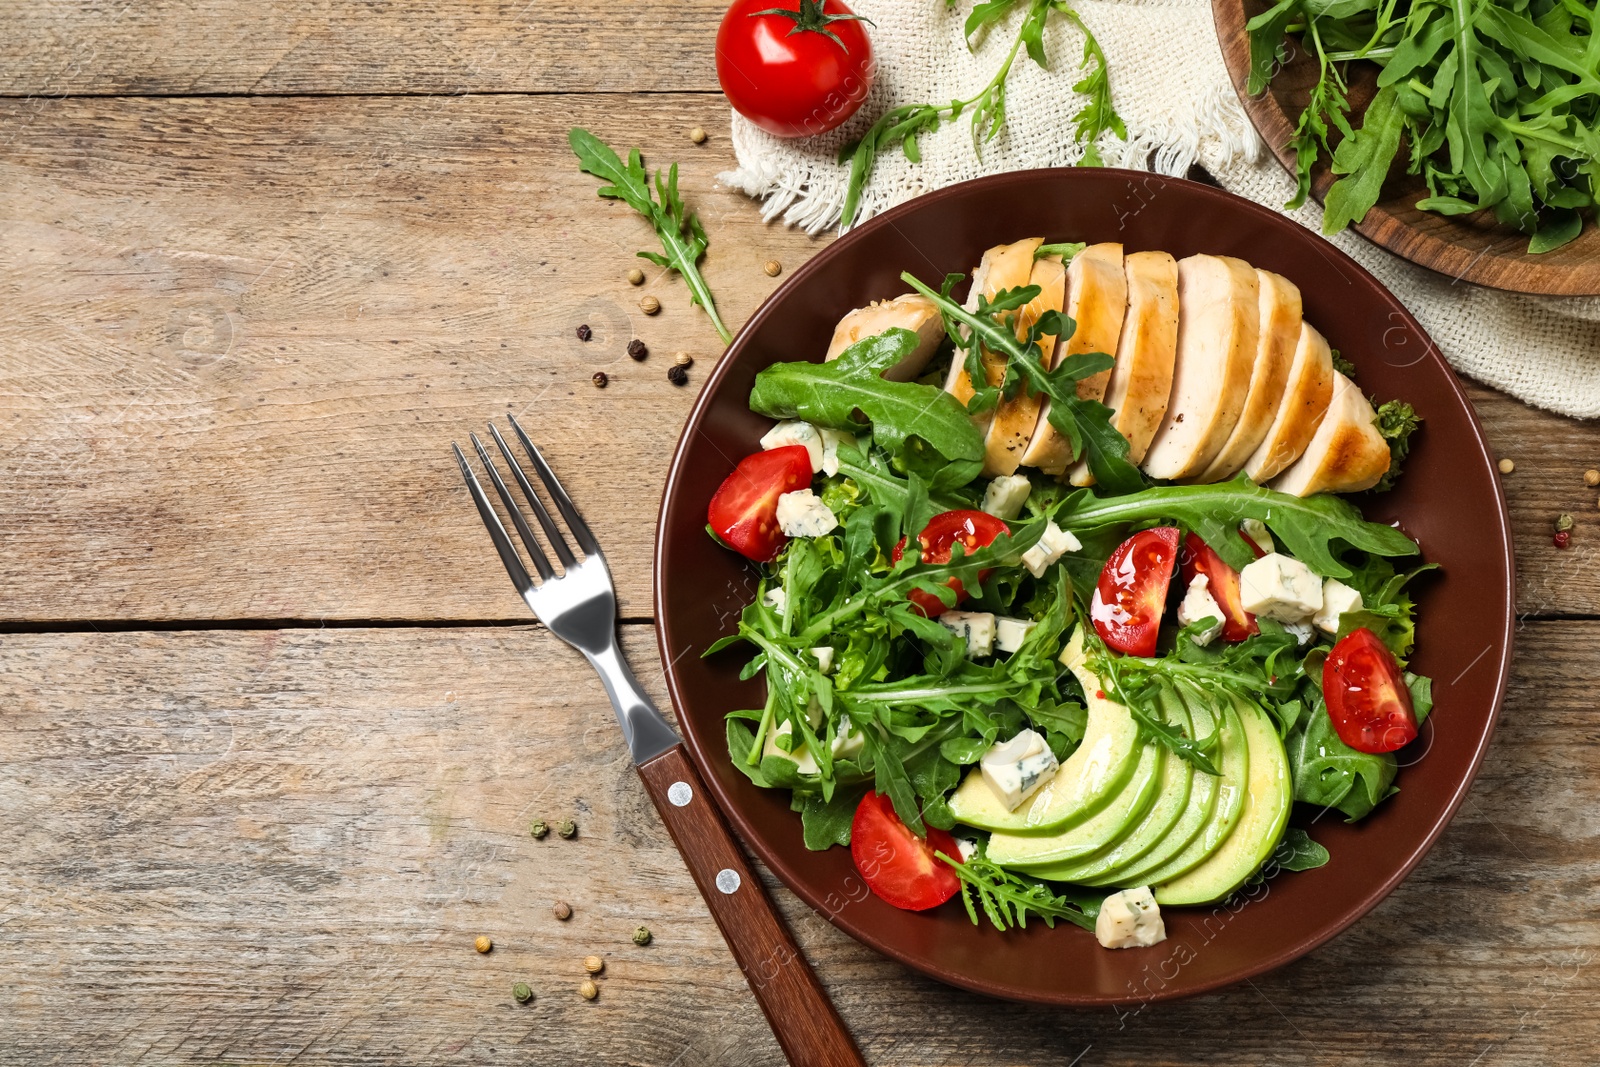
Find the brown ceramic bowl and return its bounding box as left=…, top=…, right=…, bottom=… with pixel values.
left=654, top=169, right=1514, bottom=1006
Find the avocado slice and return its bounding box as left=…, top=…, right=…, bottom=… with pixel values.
left=1017, top=690, right=1195, bottom=884
left=947, top=627, right=1141, bottom=834
left=1153, top=698, right=1291, bottom=906
left=1081, top=690, right=1221, bottom=888
left=1120, top=696, right=1251, bottom=888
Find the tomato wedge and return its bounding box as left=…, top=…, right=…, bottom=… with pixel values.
left=1179, top=532, right=1259, bottom=643
left=1323, top=627, right=1419, bottom=753
left=850, top=791, right=963, bottom=911
left=891, top=509, right=1009, bottom=617
left=1090, top=527, right=1181, bottom=657
left=707, top=446, right=814, bottom=562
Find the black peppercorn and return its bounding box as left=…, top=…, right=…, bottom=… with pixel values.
left=667, top=364, right=688, bottom=386
left=627, top=339, right=648, bottom=361
left=591, top=372, right=608, bottom=388
left=576, top=324, right=592, bottom=341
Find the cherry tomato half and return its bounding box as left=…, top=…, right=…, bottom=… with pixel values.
left=715, top=0, right=875, bottom=138
left=1323, top=627, right=1419, bottom=754
left=1179, top=533, right=1259, bottom=643
left=850, top=791, right=963, bottom=911
left=1090, top=527, right=1181, bottom=657
left=891, top=509, right=1009, bottom=617
left=707, top=446, right=814, bottom=562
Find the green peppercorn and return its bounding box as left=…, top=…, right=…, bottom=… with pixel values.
left=513, top=982, right=533, bottom=1004
left=529, top=819, right=549, bottom=839
left=557, top=819, right=578, bottom=839
left=1557, top=512, right=1576, bottom=532
left=632, top=925, right=652, bottom=946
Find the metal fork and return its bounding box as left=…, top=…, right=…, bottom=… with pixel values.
left=454, top=415, right=865, bottom=1067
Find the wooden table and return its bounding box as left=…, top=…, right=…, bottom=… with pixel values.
left=3, top=5, right=1597, bottom=1064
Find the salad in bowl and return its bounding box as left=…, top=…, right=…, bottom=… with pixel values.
left=702, top=238, right=1430, bottom=950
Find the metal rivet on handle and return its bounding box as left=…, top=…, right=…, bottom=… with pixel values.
left=715, top=869, right=741, bottom=894
left=667, top=781, right=692, bottom=807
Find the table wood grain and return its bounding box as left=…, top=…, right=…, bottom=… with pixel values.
left=2, top=8, right=1598, bottom=1065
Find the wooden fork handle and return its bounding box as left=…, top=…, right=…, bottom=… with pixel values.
left=637, top=744, right=867, bottom=1067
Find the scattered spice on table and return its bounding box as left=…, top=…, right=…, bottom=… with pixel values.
left=513, top=982, right=534, bottom=1004
left=1586, top=469, right=1599, bottom=487
left=591, top=372, right=608, bottom=389
left=627, top=268, right=645, bottom=286
left=627, top=339, right=649, bottom=361
left=579, top=979, right=599, bottom=1001
left=475, top=936, right=493, bottom=954
left=673, top=352, right=692, bottom=367
left=763, top=259, right=782, bottom=277
left=575, top=324, right=592, bottom=342
left=667, top=364, right=688, bottom=386
left=584, top=955, right=605, bottom=975
left=529, top=819, right=549, bottom=839
left=689, top=126, right=707, bottom=144
left=557, top=819, right=578, bottom=839
left=1555, top=513, right=1574, bottom=549
left=553, top=901, right=573, bottom=921
left=632, top=926, right=652, bottom=946
left=639, top=295, right=661, bottom=315
left=1498, top=458, right=1515, bottom=474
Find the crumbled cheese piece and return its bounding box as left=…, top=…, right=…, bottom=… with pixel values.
left=994, top=616, right=1038, bottom=654
left=953, top=835, right=979, bottom=862
left=759, top=420, right=823, bottom=473
left=762, top=701, right=861, bottom=771
left=818, top=427, right=857, bottom=477
left=810, top=646, right=835, bottom=674
left=832, top=719, right=865, bottom=761
left=979, top=728, right=1059, bottom=810
left=1313, top=578, right=1363, bottom=633
left=1176, top=574, right=1225, bottom=646
left=762, top=587, right=787, bottom=618
left=939, top=610, right=997, bottom=657
left=762, top=719, right=819, bottom=776
left=775, top=489, right=839, bottom=538
left=982, top=474, right=1032, bottom=521
left=1095, top=886, right=1167, bottom=949
left=1284, top=620, right=1315, bottom=645
left=1240, top=518, right=1275, bottom=556
left=1239, top=552, right=1323, bottom=623
left=1020, top=522, right=1082, bottom=578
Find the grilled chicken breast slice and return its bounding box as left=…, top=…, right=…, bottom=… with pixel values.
left=1269, top=372, right=1391, bottom=496
left=1064, top=250, right=1178, bottom=486
left=983, top=253, right=1067, bottom=476
left=825, top=293, right=944, bottom=381
left=1020, top=242, right=1128, bottom=475
left=1243, top=321, right=1336, bottom=483
left=1191, top=269, right=1303, bottom=483
left=1140, top=255, right=1259, bottom=481
left=942, top=238, right=1044, bottom=434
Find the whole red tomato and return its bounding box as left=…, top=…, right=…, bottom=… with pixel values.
left=716, top=0, right=875, bottom=138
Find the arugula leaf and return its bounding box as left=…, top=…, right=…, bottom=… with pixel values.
left=1055, top=475, right=1420, bottom=577
left=1248, top=826, right=1331, bottom=885
left=799, top=785, right=867, bottom=850
left=1286, top=699, right=1398, bottom=821
left=568, top=129, right=732, bottom=345
left=749, top=329, right=986, bottom=472
left=1323, top=84, right=1408, bottom=234
left=1370, top=399, right=1421, bottom=493
left=937, top=844, right=1099, bottom=932
left=1036, top=241, right=1087, bottom=261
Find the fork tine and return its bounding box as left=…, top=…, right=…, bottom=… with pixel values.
left=506, top=412, right=600, bottom=557
left=487, top=422, right=577, bottom=570
left=469, top=433, right=556, bottom=582
left=453, top=442, right=539, bottom=593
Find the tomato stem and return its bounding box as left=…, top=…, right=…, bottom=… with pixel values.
left=749, top=0, right=874, bottom=50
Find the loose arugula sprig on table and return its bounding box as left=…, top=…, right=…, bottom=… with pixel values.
left=1246, top=0, right=1599, bottom=251
left=569, top=128, right=734, bottom=345
left=837, top=0, right=1126, bottom=228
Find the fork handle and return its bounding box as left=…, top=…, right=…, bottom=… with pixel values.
left=638, top=745, right=868, bottom=1067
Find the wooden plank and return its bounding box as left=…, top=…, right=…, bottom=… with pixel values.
left=0, top=623, right=1595, bottom=1065
left=0, top=1, right=724, bottom=96
left=3, top=95, right=1598, bottom=623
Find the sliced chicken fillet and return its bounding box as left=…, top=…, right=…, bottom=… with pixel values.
left=983, top=253, right=1067, bottom=476
left=942, top=238, right=1044, bottom=433
left=1270, top=372, right=1392, bottom=497
left=825, top=293, right=944, bottom=382
left=1140, top=255, right=1259, bottom=481
left=1243, top=321, right=1336, bottom=483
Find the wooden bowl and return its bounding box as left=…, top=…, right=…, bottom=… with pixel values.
left=1212, top=0, right=1600, bottom=296
left=654, top=168, right=1515, bottom=1004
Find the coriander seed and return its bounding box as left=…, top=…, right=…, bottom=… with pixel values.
left=591, top=372, right=608, bottom=389
left=689, top=126, right=708, bottom=144
left=673, top=352, right=692, bottom=367
left=667, top=364, right=688, bottom=386
left=576, top=324, right=592, bottom=342
left=513, top=982, right=534, bottom=1004
left=579, top=979, right=599, bottom=1001
left=627, top=268, right=645, bottom=286
left=557, top=819, right=578, bottom=839
left=639, top=295, right=661, bottom=315
left=475, top=935, right=493, bottom=954
left=632, top=925, right=652, bottom=946
left=584, top=955, right=605, bottom=975
left=553, top=901, right=573, bottom=921
left=1586, top=469, right=1599, bottom=487
left=529, top=819, right=549, bottom=839
left=627, top=339, right=648, bottom=361
left=763, top=260, right=782, bottom=277
left=1498, top=458, right=1515, bottom=474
